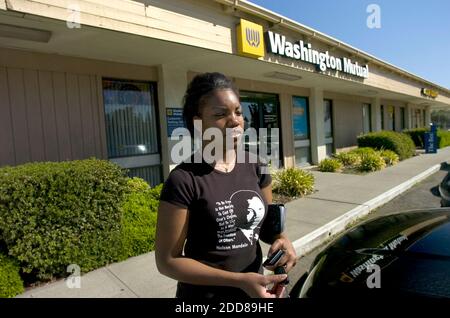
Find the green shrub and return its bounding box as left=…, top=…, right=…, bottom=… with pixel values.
left=357, top=152, right=386, bottom=172
left=0, top=159, right=128, bottom=280
left=348, top=147, right=378, bottom=157
left=318, top=158, right=343, bottom=172
left=380, top=150, right=399, bottom=166
left=0, top=253, right=24, bottom=298
left=438, top=130, right=450, bottom=148
left=333, top=152, right=361, bottom=167
left=120, top=178, right=162, bottom=258
left=273, top=167, right=314, bottom=197
left=357, top=131, right=415, bottom=160
left=403, top=128, right=428, bottom=148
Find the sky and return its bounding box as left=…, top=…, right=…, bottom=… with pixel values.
left=248, top=0, right=450, bottom=89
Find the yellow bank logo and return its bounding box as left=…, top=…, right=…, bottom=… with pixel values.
left=237, top=19, right=264, bottom=58
left=422, top=88, right=438, bottom=99
left=245, top=27, right=260, bottom=47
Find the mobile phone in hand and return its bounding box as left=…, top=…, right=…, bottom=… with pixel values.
left=263, top=249, right=284, bottom=267
left=274, top=266, right=290, bottom=285
left=269, top=266, right=290, bottom=298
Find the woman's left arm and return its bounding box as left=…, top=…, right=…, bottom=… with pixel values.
left=260, top=183, right=297, bottom=272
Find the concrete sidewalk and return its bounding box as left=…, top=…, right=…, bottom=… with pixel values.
left=18, top=147, right=450, bottom=298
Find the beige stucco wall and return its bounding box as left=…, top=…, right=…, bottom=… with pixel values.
left=323, top=92, right=372, bottom=150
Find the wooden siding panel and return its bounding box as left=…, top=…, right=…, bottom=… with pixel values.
left=52, top=72, right=72, bottom=161
left=78, top=74, right=96, bottom=157
left=0, top=67, right=15, bottom=166
left=90, top=75, right=102, bottom=158
left=66, top=73, right=84, bottom=159
left=23, top=69, right=46, bottom=162
left=38, top=70, right=59, bottom=161
left=7, top=68, right=30, bottom=164
left=96, top=76, right=108, bottom=158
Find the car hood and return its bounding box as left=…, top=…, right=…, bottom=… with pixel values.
left=302, top=208, right=450, bottom=298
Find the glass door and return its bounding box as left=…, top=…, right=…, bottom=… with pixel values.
left=323, top=99, right=334, bottom=156
left=386, top=105, right=395, bottom=131
left=362, top=103, right=371, bottom=134
left=292, top=96, right=311, bottom=166
left=400, top=107, right=406, bottom=130
left=102, top=78, right=162, bottom=186
left=240, top=91, right=282, bottom=166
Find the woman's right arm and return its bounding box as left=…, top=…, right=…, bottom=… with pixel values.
left=155, top=200, right=287, bottom=298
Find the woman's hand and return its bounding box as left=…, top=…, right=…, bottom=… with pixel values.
left=237, top=272, right=288, bottom=298
left=267, top=234, right=297, bottom=272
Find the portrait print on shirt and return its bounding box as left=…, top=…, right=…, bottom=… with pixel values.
left=215, top=190, right=265, bottom=250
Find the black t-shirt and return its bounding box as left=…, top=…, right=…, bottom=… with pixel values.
left=160, top=152, right=271, bottom=297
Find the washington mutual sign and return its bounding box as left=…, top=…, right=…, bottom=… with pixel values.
left=266, top=31, right=369, bottom=79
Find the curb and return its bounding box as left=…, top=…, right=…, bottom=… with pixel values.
left=291, top=163, right=441, bottom=258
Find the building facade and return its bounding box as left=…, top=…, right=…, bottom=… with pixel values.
left=1, top=0, right=449, bottom=185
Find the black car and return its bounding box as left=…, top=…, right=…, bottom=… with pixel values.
left=294, top=208, right=450, bottom=298
left=439, top=172, right=450, bottom=207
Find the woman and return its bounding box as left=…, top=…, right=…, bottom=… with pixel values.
left=155, top=72, right=296, bottom=298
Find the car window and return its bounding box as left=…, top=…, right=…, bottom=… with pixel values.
left=407, top=222, right=450, bottom=257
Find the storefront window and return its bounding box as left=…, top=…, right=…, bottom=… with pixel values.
left=103, top=79, right=158, bottom=157
left=323, top=99, right=334, bottom=156
left=293, top=96, right=309, bottom=140
left=292, top=96, right=311, bottom=166
left=362, top=103, right=371, bottom=134
left=386, top=105, right=395, bottom=131
left=413, top=109, right=421, bottom=128
left=324, top=99, right=333, bottom=139
left=102, top=79, right=161, bottom=185
left=400, top=107, right=406, bottom=130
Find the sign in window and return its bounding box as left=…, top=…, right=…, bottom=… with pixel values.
left=240, top=91, right=282, bottom=164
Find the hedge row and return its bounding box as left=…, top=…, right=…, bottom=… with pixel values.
left=357, top=131, right=415, bottom=160
left=0, top=159, right=162, bottom=297
left=0, top=159, right=128, bottom=281
left=121, top=178, right=161, bottom=258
